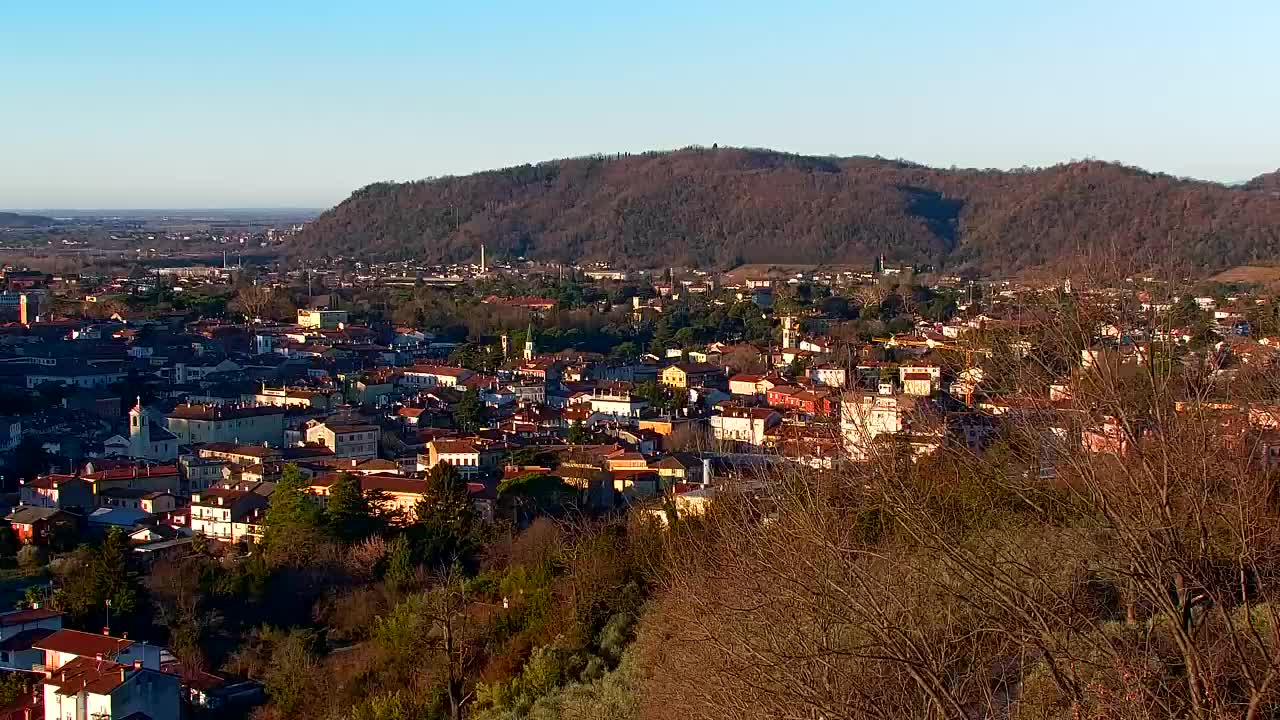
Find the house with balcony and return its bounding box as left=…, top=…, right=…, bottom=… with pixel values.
left=190, top=482, right=273, bottom=544
left=710, top=407, right=782, bottom=447
left=424, top=439, right=504, bottom=479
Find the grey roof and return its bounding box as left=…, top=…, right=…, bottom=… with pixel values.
left=5, top=506, right=66, bottom=524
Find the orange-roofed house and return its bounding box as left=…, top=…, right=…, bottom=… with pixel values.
left=37, top=629, right=178, bottom=720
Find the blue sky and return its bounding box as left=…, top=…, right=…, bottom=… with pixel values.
left=3, top=0, right=1277, bottom=209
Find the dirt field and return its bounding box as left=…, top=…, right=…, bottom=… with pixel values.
left=1210, top=265, right=1280, bottom=284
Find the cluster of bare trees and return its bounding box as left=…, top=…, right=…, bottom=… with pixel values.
left=634, top=287, right=1280, bottom=719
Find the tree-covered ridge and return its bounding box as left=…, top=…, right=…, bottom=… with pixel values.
left=290, top=147, right=1280, bottom=275
left=1245, top=169, right=1280, bottom=194
left=0, top=211, right=56, bottom=228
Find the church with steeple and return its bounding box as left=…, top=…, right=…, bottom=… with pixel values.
left=524, top=322, right=536, bottom=361
left=129, top=398, right=179, bottom=461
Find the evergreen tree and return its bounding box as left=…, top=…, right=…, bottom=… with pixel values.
left=410, top=464, right=480, bottom=571
left=454, top=388, right=487, bottom=432
left=263, top=464, right=323, bottom=545
left=384, top=534, right=415, bottom=590
left=566, top=420, right=591, bottom=445
left=325, top=472, right=379, bottom=542
left=57, top=527, right=140, bottom=630
left=497, top=472, right=573, bottom=526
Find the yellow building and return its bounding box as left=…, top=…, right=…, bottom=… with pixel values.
left=297, top=309, right=349, bottom=329
left=660, top=362, right=721, bottom=389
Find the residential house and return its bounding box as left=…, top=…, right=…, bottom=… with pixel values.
left=765, top=384, right=800, bottom=408
left=401, top=365, right=474, bottom=388
left=397, top=407, right=427, bottom=426
left=178, top=454, right=230, bottom=496
left=605, top=450, right=649, bottom=472
left=97, top=488, right=177, bottom=515
left=710, top=407, right=782, bottom=446
left=165, top=404, right=285, bottom=446
left=297, top=309, right=348, bottom=329
left=24, top=362, right=128, bottom=390
left=808, top=364, right=848, bottom=388
left=0, top=607, right=62, bottom=672
left=190, top=482, right=273, bottom=544
left=728, top=373, right=766, bottom=397
left=841, top=391, right=919, bottom=460
left=83, top=464, right=182, bottom=496
left=586, top=388, right=649, bottom=422
left=247, top=386, right=339, bottom=411
left=37, top=629, right=178, bottom=720
left=660, top=362, right=723, bottom=390
left=20, top=476, right=94, bottom=511
left=196, top=443, right=282, bottom=467
left=636, top=417, right=700, bottom=451
left=901, top=371, right=935, bottom=397
left=308, top=473, right=429, bottom=521
left=87, top=506, right=153, bottom=533
left=898, top=363, right=942, bottom=386
left=651, top=453, right=707, bottom=486
left=424, top=439, right=503, bottom=479
left=306, top=421, right=380, bottom=460
left=5, top=507, right=77, bottom=546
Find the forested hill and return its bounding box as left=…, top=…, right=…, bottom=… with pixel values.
left=1246, top=169, right=1280, bottom=195
left=290, top=148, right=1280, bottom=275
left=0, top=211, right=56, bottom=228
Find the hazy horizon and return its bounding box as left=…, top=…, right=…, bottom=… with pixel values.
left=4, top=1, right=1278, bottom=208
left=2, top=148, right=1275, bottom=214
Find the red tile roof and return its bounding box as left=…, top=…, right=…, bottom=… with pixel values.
left=309, top=473, right=428, bottom=495
left=35, top=629, right=133, bottom=658
left=82, top=465, right=179, bottom=482
left=46, top=656, right=133, bottom=696
left=406, top=365, right=472, bottom=378
left=0, top=607, right=62, bottom=626
left=431, top=439, right=481, bottom=454
left=168, top=404, right=284, bottom=421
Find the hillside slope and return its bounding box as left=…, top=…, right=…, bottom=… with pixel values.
left=290, top=148, right=1280, bottom=275
left=0, top=211, right=56, bottom=228
left=1246, top=169, right=1280, bottom=195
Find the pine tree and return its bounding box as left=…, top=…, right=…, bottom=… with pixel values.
left=263, top=464, right=323, bottom=545
left=384, top=534, right=415, bottom=590
left=566, top=420, right=591, bottom=445
left=454, top=388, right=486, bottom=432
left=325, top=472, right=377, bottom=542
left=409, top=464, right=481, bottom=571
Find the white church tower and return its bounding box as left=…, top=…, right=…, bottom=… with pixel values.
left=524, top=322, right=536, bottom=361
left=128, top=397, right=178, bottom=461
left=781, top=315, right=798, bottom=350
left=129, top=397, right=149, bottom=459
